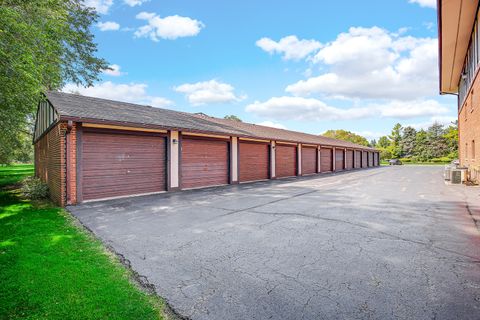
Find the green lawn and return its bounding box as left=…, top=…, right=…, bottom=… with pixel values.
left=0, top=165, right=166, bottom=320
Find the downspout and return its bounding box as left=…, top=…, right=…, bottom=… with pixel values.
left=65, top=120, right=73, bottom=205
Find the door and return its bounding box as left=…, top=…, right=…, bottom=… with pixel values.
left=239, top=141, right=269, bottom=182
left=354, top=151, right=361, bottom=169
left=362, top=151, right=368, bottom=168
left=181, top=138, right=229, bottom=189
left=81, top=130, right=166, bottom=201
left=368, top=152, right=374, bottom=167
left=320, top=148, right=333, bottom=172
left=302, top=146, right=317, bottom=175
left=335, top=149, right=345, bottom=171
left=276, top=144, right=297, bottom=177
left=346, top=150, right=354, bottom=170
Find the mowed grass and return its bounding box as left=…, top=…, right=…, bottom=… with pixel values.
left=0, top=165, right=166, bottom=319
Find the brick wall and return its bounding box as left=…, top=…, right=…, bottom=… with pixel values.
left=459, top=77, right=480, bottom=183
left=34, top=121, right=77, bottom=206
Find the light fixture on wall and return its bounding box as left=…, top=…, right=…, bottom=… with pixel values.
left=172, top=139, right=178, bottom=144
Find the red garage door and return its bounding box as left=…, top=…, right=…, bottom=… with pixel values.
left=368, top=152, right=374, bottom=167
left=302, top=146, right=317, bottom=175
left=81, top=130, right=166, bottom=201
left=362, top=151, right=368, bottom=168
left=239, top=141, right=269, bottom=182
left=354, top=151, right=361, bottom=169
left=276, top=144, right=297, bottom=178
left=320, top=148, right=333, bottom=172
left=335, top=149, right=345, bottom=171
left=181, top=138, right=229, bottom=189
left=346, top=150, right=354, bottom=170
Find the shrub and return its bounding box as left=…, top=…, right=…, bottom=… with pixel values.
left=21, top=177, right=49, bottom=200
left=430, top=157, right=451, bottom=163
left=399, top=157, right=412, bottom=163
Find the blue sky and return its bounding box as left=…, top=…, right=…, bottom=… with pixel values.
left=68, top=0, right=455, bottom=140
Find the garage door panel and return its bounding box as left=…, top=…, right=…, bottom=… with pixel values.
left=355, top=151, right=361, bottom=168
left=368, top=152, right=373, bottom=167
left=276, top=145, right=297, bottom=178
left=181, top=138, right=229, bottom=189
left=346, top=150, right=354, bottom=170
left=335, top=149, right=344, bottom=171
left=82, top=131, right=167, bottom=201
left=302, top=147, right=317, bottom=175
left=320, top=148, right=333, bottom=172
left=239, top=142, right=269, bottom=182
left=362, top=152, right=368, bottom=168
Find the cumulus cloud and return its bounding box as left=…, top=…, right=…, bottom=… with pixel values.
left=286, top=27, right=438, bottom=100
left=102, top=64, right=125, bottom=76
left=97, top=21, right=120, bottom=31
left=124, top=0, right=148, bottom=7
left=83, top=0, right=113, bottom=14
left=409, top=0, right=436, bottom=9
left=256, top=35, right=322, bottom=60
left=174, top=80, right=245, bottom=106
left=63, top=81, right=173, bottom=108
left=134, top=12, right=204, bottom=41
left=245, top=96, right=450, bottom=121
left=407, top=116, right=457, bottom=130
left=257, top=121, right=287, bottom=129
left=353, top=131, right=387, bottom=141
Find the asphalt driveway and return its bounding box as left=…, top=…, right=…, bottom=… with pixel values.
left=69, top=166, right=480, bottom=320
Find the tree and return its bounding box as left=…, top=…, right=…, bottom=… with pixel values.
left=414, top=129, right=430, bottom=161
left=0, top=0, right=108, bottom=163
left=401, top=126, right=417, bottom=157
left=224, top=115, right=242, bottom=122
left=443, top=121, right=458, bottom=158
left=426, top=122, right=448, bottom=158
left=388, top=123, right=403, bottom=158
left=377, top=136, right=390, bottom=149
left=322, top=129, right=369, bottom=146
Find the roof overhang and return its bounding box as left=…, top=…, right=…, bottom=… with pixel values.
left=438, top=0, right=479, bottom=94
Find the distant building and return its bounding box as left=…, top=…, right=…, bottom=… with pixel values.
left=438, top=0, right=480, bottom=181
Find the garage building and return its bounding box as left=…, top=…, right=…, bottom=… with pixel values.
left=34, top=92, right=380, bottom=206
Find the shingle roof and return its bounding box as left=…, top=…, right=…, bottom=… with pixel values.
left=46, top=91, right=375, bottom=150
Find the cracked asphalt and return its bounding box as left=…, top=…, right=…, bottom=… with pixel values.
left=68, top=166, right=480, bottom=320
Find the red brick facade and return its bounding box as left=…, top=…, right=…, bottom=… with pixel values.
left=34, top=121, right=77, bottom=206
left=459, top=76, right=480, bottom=183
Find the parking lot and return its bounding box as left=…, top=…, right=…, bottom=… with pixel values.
left=69, top=166, right=480, bottom=320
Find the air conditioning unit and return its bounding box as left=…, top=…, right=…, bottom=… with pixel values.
left=451, top=169, right=462, bottom=184
left=444, top=165, right=453, bottom=181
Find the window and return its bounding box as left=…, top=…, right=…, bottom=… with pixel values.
left=473, top=140, right=476, bottom=160
left=459, top=14, right=480, bottom=107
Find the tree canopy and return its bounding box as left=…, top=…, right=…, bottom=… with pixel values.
left=322, top=129, right=370, bottom=146
left=374, top=122, right=458, bottom=162
left=224, top=115, right=242, bottom=122
left=0, top=0, right=108, bottom=163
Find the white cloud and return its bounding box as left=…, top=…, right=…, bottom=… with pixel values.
left=286, top=27, right=438, bottom=100
left=83, top=0, right=113, bottom=14
left=245, top=96, right=450, bottom=121
left=407, top=116, right=457, bottom=130
left=97, top=21, right=120, bottom=31
left=102, top=64, right=125, bottom=76
left=256, top=35, right=322, bottom=60
left=353, top=131, right=387, bottom=141
left=257, top=121, right=287, bottom=129
left=174, top=80, right=245, bottom=106
left=124, top=0, right=148, bottom=7
left=134, top=12, right=204, bottom=41
left=63, top=81, right=173, bottom=108
left=409, top=0, right=436, bottom=9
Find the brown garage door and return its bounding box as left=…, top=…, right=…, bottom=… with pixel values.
left=181, top=138, right=229, bottom=189
left=362, top=151, right=368, bottom=168
left=81, top=130, right=166, bottom=201
left=346, top=150, right=354, bottom=170
left=354, top=150, right=361, bottom=168
left=320, top=148, right=333, bottom=172
left=368, top=152, right=374, bottom=167
left=239, top=141, right=269, bottom=182
left=276, top=144, right=297, bottom=177
left=335, top=149, right=345, bottom=171
left=302, top=146, right=317, bottom=175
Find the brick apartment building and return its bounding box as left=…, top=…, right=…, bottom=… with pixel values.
left=438, top=0, right=480, bottom=181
